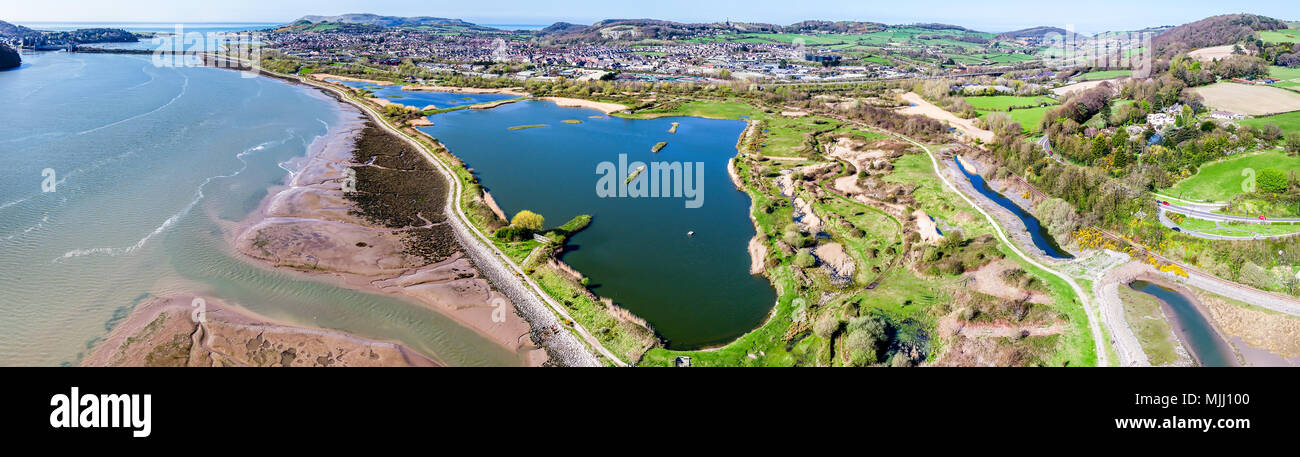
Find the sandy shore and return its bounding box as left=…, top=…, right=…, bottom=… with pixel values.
left=403, top=85, right=528, bottom=96
left=539, top=96, right=628, bottom=114
left=472, top=98, right=523, bottom=110
left=310, top=73, right=394, bottom=86
left=730, top=156, right=768, bottom=275
left=83, top=295, right=439, bottom=367
left=228, top=105, right=546, bottom=366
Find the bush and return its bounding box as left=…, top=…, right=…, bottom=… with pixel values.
left=494, top=226, right=529, bottom=241
left=793, top=249, right=817, bottom=268
left=844, top=316, right=888, bottom=366
left=1257, top=168, right=1288, bottom=193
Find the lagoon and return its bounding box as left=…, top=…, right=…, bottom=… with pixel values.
left=421, top=101, right=777, bottom=349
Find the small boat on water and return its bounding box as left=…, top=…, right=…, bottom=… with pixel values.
left=687, top=231, right=695, bottom=237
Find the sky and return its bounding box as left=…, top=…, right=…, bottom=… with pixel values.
left=4, top=0, right=1297, bottom=34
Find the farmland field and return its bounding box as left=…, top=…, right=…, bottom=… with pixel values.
left=1271, top=66, right=1300, bottom=81
left=1259, top=29, right=1300, bottom=44
left=687, top=26, right=1029, bottom=66
left=1160, top=150, right=1300, bottom=202
left=1077, top=69, right=1132, bottom=81
left=1191, top=82, right=1300, bottom=116
left=965, top=95, right=1057, bottom=111
left=967, top=95, right=1056, bottom=133
left=974, top=107, right=1052, bottom=133
left=1240, top=110, right=1300, bottom=134
left=1271, top=66, right=1300, bottom=89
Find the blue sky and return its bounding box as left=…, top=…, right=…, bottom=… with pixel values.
left=6, top=0, right=1297, bottom=34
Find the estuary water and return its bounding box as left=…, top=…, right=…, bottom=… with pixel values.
left=1128, top=281, right=1238, bottom=367
left=420, top=101, right=777, bottom=349
left=0, top=51, right=523, bottom=366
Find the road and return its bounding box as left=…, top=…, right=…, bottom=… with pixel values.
left=1091, top=227, right=1300, bottom=318
left=1157, top=206, right=1300, bottom=240
left=1161, top=203, right=1300, bottom=223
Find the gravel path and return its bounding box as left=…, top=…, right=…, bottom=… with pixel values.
left=1093, top=256, right=1155, bottom=367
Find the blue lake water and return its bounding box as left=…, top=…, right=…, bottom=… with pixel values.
left=0, top=52, right=523, bottom=366
left=327, top=79, right=516, bottom=109
left=420, top=101, right=777, bottom=348
left=954, top=159, right=1072, bottom=259
left=1128, top=281, right=1238, bottom=367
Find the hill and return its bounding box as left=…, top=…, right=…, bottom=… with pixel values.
left=1152, top=13, right=1288, bottom=57
left=537, top=22, right=589, bottom=35
left=0, top=42, right=19, bottom=70
left=538, top=19, right=724, bottom=42
left=784, top=20, right=886, bottom=34
left=295, top=13, right=478, bottom=28
left=997, top=26, right=1085, bottom=41
left=0, top=20, right=36, bottom=39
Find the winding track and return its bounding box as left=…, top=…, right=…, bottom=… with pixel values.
left=876, top=131, right=1115, bottom=367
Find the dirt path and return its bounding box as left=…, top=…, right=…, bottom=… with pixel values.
left=897, top=92, right=993, bottom=143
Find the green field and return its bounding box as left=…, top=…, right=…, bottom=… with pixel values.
left=975, top=106, right=1053, bottom=133
left=1228, top=222, right=1300, bottom=236
left=1077, top=70, right=1133, bottom=81
left=1240, top=110, right=1300, bottom=134
left=966, top=96, right=1057, bottom=134
left=1160, top=150, right=1300, bottom=202
left=1271, top=66, right=1300, bottom=81
left=1270, top=66, right=1300, bottom=90
left=1260, top=29, right=1300, bottom=44
left=964, top=95, right=1057, bottom=111
left=1175, top=216, right=1218, bottom=231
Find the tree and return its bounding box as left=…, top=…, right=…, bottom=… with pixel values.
left=844, top=316, right=888, bottom=366
left=1286, top=132, right=1300, bottom=155
left=813, top=311, right=841, bottom=339
left=1258, top=168, right=1288, bottom=193
left=511, top=210, right=545, bottom=231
